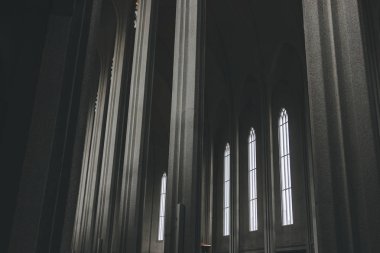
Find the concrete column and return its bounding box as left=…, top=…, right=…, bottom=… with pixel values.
left=80, top=62, right=111, bottom=253
left=110, top=0, right=158, bottom=251
left=91, top=1, right=135, bottom=251
left=8, top=0, right=101, bottom=251
left=71, top=97, right=96, bottom=253
left=165, top=0, right=205, bottom=252
left=302, top=0, right=380, bottom=252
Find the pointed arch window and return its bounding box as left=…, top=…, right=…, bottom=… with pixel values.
left=278, top=108, right=293, bottom=226
left=223, top=143, right=231, bottom=236
left=248, top=128, right=258, bottom=231
left=158, top=173, right=167, bottom=241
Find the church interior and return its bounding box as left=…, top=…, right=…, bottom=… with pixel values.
left=1, top=0, right=380, bottom=252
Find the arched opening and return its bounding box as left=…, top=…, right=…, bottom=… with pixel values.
left=248, top=128, right=258, bottom=231
left=278, top=108, right=293, bottom=226
left=223, top=143, right=231, bottom=236
left=201, top=1, right=313, bottom=252
left=158, top=173, right=167, bottom=241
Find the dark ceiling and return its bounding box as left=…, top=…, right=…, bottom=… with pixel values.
left=205, top=0, right=306, bottom=123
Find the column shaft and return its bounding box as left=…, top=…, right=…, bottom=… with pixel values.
left=111, top=0, right=157, bottom=251
left=165, top=0, right=204, bottom=252
left=72, top=99, right=96, bottom=253
left=92, top=11, right=132, bottom=251
left=302, top=0, right=380, bottom=251
left=82, top=65, right=110, bottom=252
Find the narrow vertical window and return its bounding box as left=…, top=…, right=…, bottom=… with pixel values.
left=223, top=143, right=231, bottom=236
left=278, top=108, right=293, bottom=226
left=158, top=173, right=167, bottom=241
left=248, top=128, right=258, bottom=231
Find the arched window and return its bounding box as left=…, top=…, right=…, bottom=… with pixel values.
left=278, top=108, right=293, bottom=226
left=223, top=143, right=231, bottom=236
left=248, top=128, right=258, bottom=231
left=158, top=173, right=167, bottom=241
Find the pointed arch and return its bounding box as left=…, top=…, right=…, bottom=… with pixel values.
left=278, top=108, right=293, bottom=226
left=223, top=143, right=231, bottom=236
left=158, top=173, right=167, bottom=241
left=248, top=128, right=258, bottom=231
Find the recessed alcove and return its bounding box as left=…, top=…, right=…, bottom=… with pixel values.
left=202, top=0, right=312, bottom=252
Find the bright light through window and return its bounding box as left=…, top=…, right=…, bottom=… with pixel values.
left=278, top=108, right=293, bottom=226
left=223, top=143, right=231, bottom=236
left=248, top=128, right=258, bottom=231
left=158, top=173, right=167, bottom=241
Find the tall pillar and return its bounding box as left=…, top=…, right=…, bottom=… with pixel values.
left=91, top=0, right=135, bottom=251
left=81, top=60, right=111, bottom=253
left=71, top=94, right=96, bottom=253
left=165, top=0, right=205, bottom=252
left=232, top=115, right=239, bottom=253
left=110, top=0, right=157, bottom=251
left=302, top=0, right=380, bottom=252
left=8, top=0, right=101, bottom=251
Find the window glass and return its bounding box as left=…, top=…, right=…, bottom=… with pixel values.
left=158, top=173, right=167, bottom=241
left=248, top=128, right=258, bottom=231
left=278, top=108, right=293, bottom=226
left=223, top=143, right=231, bottom=236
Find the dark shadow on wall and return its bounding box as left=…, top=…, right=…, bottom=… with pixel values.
left=0, top=2, right=52, bottom=252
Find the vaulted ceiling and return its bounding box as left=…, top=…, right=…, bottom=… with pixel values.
left=205, top=0, right=307, bottom=130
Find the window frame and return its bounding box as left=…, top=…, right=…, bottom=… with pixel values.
left=278, top=108, right=294, bottom=226
left=248, top=128, right=258, bottom=231
left=223, top=143, right=231, bottom=236
left=158, top=173, right=167, bottom=241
